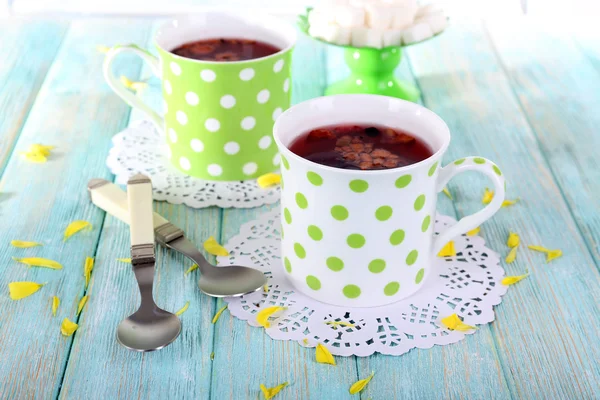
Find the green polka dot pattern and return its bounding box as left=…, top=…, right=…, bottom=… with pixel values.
left=406, top=250, right=418, bottom=266
left=375, top=206, right=393, bottom=221
left=294, top=243, right=306, bottom=259
left=368, top=259, right=386, bottom=273
left=415, top=268, right=425, bottom=284
left=395, top=174, right=412, bottom=188
left=473, top=157, right=485, bottom=164
left=428, top=161, right=439, bottom=177
left=414, top=195, right=426, bottom=211
left=389, top=229, right=405, bottom=245
left=331, top=205, right=349, bottom=221
left=349, top=179, right=369, bottom=193
left=327, top=257, right=344, bottom=271
left=343, top=284, right=361, bottom=299
left=284, top=208, right=292, bottom=224
left=284, top=257, right=292, bottom=273
left=307, top=225, right=323, bottom=241
left=157, top=46, right=291, bottom=180
left=306, top=275, right=321, bottom=290
left=295, top=193, right=308, bottom=209
left=384, top=281, right=400, bottom=296
left=493, top=165, right=502, bottom=176
left=421, top=215, right=431, bottom=232
left=281, top=155, right=290, bottom=170
left=347, top=234, right=366, bottom=249
left=307, top=171, right=323, bottom=186
left=454, top=158, right=465, bottom=165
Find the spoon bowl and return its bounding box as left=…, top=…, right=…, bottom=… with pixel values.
left=198, top=265, right=267, bottom=297
left=117, top=306, right=181, bottom=352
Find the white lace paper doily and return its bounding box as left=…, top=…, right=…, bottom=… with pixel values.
left=106, top=120, right=280, bottom=208
left=220, top=210, right=507, bottom=357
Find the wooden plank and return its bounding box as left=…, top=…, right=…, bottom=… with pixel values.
left=0, top=19, right=151, bottom=399
left=487, top=18, right=600, bottom=261
left=404, top=19, right=600, bottom=398
left=58, top=20, right=219, bottom=400
left=0, top=19, right=67, bottom=176
left=321, top=31, right=511, bottom=400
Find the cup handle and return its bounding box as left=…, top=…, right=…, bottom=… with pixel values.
left=432, top=157, right=506, bottom=255
left=103, top=44, right=163, bottom=130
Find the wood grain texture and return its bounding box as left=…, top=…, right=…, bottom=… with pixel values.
left=0, top=19, right=151, bottom=399
left=59, top=20, right=220, bottom=400
left=0, top=20, right=67, bottom=176
left=1, top=15, right=599, bottom=400
left=406, top=19, right=600, bottom=398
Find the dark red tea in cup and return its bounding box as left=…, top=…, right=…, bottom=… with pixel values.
left=288, top=124, right=433, bottom=170
left=171, top=38, right=280, bottom=61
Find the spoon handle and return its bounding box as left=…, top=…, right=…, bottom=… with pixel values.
left=127, top=174, right=155, bottom=262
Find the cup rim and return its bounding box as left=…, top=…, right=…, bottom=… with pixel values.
left=154, top=12, right=297, bottom=65
left=273, top=94, right=451, bottom=176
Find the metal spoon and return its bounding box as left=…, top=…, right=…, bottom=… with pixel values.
left=117, top=174, right=181, bottom=352
left=88, top=178, right=267, bottom=297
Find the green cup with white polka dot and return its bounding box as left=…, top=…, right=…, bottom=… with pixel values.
left=274, top=95, right=507, bottom=308
left=103, top=13, right=296, bottom=180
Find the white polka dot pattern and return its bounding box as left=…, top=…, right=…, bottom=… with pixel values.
left=185, top=92, right=199, bottom=106
left=257, top=89, right=270, bottom=104
left=220, top=95, right=236, bottom=109
left=241, top=116, right=256, bottom=131
left=205, top=118, right=220, bottom=132
left=258, top=135, right=272, bottom=149
left=179, top=156, right=191, bottom=171
left=243, top=162, right=258, bottom=175
left=239, top=68, right=255, bottom=81
left=190, top=138, right=204, bottom=152
left=224, top=141, right=240, bottom=155
left=207, top=164, right=223, bottom=176
left=200, top=69, right=216, bottom=82
left=170, top=62, right=182, bottom=76
left=176, top=111, right=188, bottom=125
left=168, top=128, right=177, bottom=143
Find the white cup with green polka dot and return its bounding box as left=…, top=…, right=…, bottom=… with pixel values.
left=274, top=94, right=506, bottom=307
left=103, top=13, right=295, bottom=180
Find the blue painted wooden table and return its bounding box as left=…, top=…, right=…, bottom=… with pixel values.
left=1, top=16, right=599, bottom=400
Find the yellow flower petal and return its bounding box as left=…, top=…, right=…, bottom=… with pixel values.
left=260, top=382, right=289, bottom=400
left=77, top=295, right=88, bottom=315
left=466, top=227, right=480, bottom=236
left=482, top=188, right=494, bottom=204
left=441, top=313, right=476, bottom=331
left=116, top=258, right=131, bottom=263
left=60, top=318, right=78, bottom=336
left=84, top=257, right=94, bottom=289
left=212, top=304, right=228, bottom=324
left=120, top=76, right=147, bottom=91
left=13, top=257, right=63, bottom=270
left=210, top=352, right=215, bottom=360
left=175, top=301, right=190, bottom=316
left=546, top=249, right=562, bottom=263
left=325, top=321, right=355, bottom=328
left=10, top=240, right=43, bottom=248
left=349, top=371, right=375, bottom=395
left=263, top=284, right=269, bottom=293
left=21, top=152, right=47, bottom=163
left=257, top=306, right=286, bottom=328
left=203, top=236, right=229, bottom=257
left=528, top=244, right=549, bottom=252
left=502, top=199, right=519, bottom=207
left=97, top=45, right=111, bottom=53
left=9, top=281, right=45, bottom=300
left=64, top=220, right=92, bottom=241
left=302, top=338, right=309, bottom=345
left=527, top=245, right=562, bottom=263
left=315, top=343, right=336, bottom=365
left=20, top=144, right=55, bottom=163
left=257, top=173, right=281, bottom=188
left=507, top=232, right=520, bottom=248
left=505, top=246, right=518, bottom=263
left=501, top=273, right=529, bottom=285
left=437, top=241, right=456, bottom=257
left=52, top=296, right=60, bottom=316
left=185, top=264, right=198, bottom=275
left=442, top=187, right=453, bottom=199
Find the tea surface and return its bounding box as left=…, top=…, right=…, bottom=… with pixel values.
left=171, top=38, right=280, bottom=61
